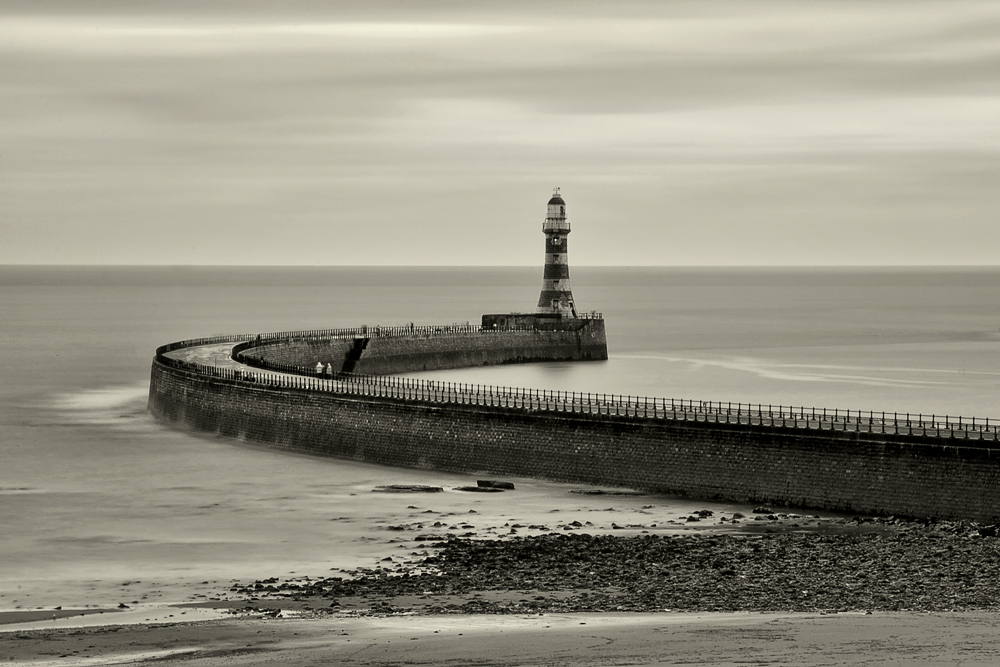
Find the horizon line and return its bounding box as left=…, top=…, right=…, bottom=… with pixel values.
left=3, top=263, right=1000, bottom=270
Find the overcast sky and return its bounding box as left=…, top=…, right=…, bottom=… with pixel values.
left=2, top=1, right=999, bottom=266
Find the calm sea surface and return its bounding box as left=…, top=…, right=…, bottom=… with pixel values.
left=2, top=266, right=1000, bottom=610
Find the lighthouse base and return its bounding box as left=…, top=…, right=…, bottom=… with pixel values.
left=481, top=313, right=608, bottom=362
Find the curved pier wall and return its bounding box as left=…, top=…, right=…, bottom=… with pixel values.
left=239, top=322, right=608, bottom=375
left=237, top=338, right=357, bottom=367
left=357, top=325, right=607, bottom=374
left=149, top=360, right=1000, bottom=522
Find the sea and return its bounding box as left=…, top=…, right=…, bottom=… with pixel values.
left=3, top=265, right=1000, bottom=613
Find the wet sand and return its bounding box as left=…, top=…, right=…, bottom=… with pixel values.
left=5, top=611, right=1000, bottom=665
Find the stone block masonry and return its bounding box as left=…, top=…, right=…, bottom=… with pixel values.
left=149, top=354, right=1000, bottom=522
left=237, top=338, right=357, bottom=368
left=237, top=320, right=608, bottom=375
left=356, top=324, right=607, bottom=374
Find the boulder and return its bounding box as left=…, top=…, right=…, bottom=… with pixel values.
left=372, top=485, right=443, bottom=493
left=477, top=480, right=516, bottom=490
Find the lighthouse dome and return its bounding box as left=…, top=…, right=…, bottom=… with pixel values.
left=547, top=195, right=565, bottom=206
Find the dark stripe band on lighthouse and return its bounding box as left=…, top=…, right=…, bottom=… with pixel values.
left=536, top=187, right=578, bottom=317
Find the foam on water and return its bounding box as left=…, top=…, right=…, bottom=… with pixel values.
left=48, top=383, right=151, bottom=426
left=622, top=354, right=949, bottom=387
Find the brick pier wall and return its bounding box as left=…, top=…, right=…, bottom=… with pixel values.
left=240, top=321, right=608, bottom=375
left=357, top=324, right=607, bottom=374
left=149, top=360, right=1000, bottom=522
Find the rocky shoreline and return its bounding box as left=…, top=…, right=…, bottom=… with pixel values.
left=7, top=517, right=1000, bottom=666
left=227, top=517, right=1000, bottom=616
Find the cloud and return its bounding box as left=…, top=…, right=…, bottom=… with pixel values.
left=1, top=1, right=999, bottom=265
left=379, top=95, right=1000, bottom=156
left=0, top=17, right=536, bottom=55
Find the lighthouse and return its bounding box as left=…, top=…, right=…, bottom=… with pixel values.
left=480, top=189, right=605, bottom=359
left=535, top=187, right=578, bottom=317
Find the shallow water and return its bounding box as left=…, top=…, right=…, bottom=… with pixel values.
left=2, top=266, right=999, bottom=611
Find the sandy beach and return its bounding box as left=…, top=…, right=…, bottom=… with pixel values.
left=5, top=512, right=1000, bottom=665
left=6, top=610, right=1000, bottom=665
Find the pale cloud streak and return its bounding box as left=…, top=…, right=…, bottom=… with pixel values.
left=0, top=17, right=536, bottom=55
left=382, top=96, right=1000, bottom=155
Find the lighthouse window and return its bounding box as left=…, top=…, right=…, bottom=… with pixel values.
left=552, top=238, right=561, bottom=245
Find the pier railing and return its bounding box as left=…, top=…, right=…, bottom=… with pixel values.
left=155, top=335, right=1000, bottom=443
left=542, top=220, right=571, bottom=232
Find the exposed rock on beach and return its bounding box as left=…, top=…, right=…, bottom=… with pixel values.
left=372, top=485, right=444, bottom=493
left=227, top=517, right=1000, bottom=617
